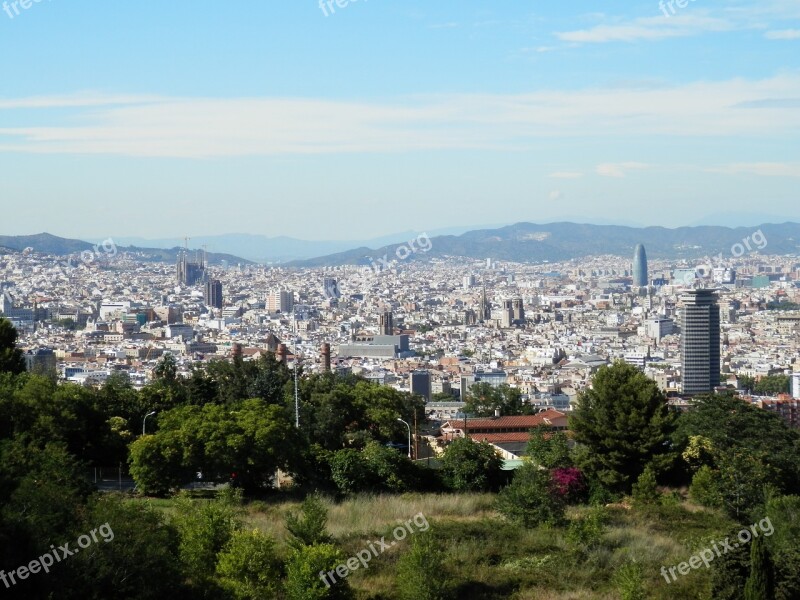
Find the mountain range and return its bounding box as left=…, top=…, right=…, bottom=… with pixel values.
left=2, top=222, right=799, bottom=267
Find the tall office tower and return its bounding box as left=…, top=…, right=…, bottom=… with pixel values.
left=411, top=370, right=432, bottom=401
left=204, top=280, right=223, bottom=309
left=681, top=289, right=721, bottom=395
left=380, top=311, right=394, bottom=335
left=632, top=244, right=648, bottom=288
left=792, top=373, right=800, bottom=399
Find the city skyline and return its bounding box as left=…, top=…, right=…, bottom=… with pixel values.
left=1, top=1, right=799, bottom=239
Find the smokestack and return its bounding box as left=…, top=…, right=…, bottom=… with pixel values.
left=321, top=343, right=331, bottom=372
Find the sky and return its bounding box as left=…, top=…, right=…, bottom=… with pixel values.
left=0, top=0, right=799, bottom=241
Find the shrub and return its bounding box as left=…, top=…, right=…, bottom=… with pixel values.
left=631, top=466, right=660, bottom=507
left=285, top=494, right=332, bottom=551
left=396, top=532, right=449, bottom=600
left=496, top=464, right=565, bottom=528
left=690, top=465, right=723, bottom=508
left=550, top=467, right=588, bottom=505
left=216, top=529, right=283, bottom=599
left=285, top=543, right=352, bottom=600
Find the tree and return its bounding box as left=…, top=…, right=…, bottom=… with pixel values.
left=496, top=464, right=565, bottom=527
left=329, top=448, right=378, bottom=494
left=285, top=494, right=332, bottom=551
left=0, top=318, right=25, bottom=375
left=396, top=533, right=449, bottom=600
left=285, top=543, right=352, bottom=600
left=173, top=495, right=242, bottom=586
left=216, top=529, right=283, bottom=600
left=744, top=535, right=774, bottom=600
left=464, top=383, right=528, bottom=417
left=571, top=361, right=675, bottom=493
left=754, top=375, right=790, bottom=396
left=527, top=426, right=572, bottom=469
left=631, top=466, right=661, bottom=506
left=128, top=431, right=191, bottom=496
left=440, top=438, right=503, bottom=492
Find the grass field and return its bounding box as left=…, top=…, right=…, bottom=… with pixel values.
left=132, top=492, right=737, bottom=599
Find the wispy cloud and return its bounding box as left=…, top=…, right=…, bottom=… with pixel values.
left=765, top=29, right=800, bottom=40
left=556, top=15, right=733, bottom=43
left=1, top=75, right=799, bottom=158
left=706, top=163, right=800, bottom=177
left=596, top=162, right=650, bottom=178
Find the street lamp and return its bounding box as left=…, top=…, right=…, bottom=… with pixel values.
left=397, top=418, right=412, bottom=459
left=142, top=411, right=156, bottom=436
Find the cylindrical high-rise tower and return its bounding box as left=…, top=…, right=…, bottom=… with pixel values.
left=633, top=244, right=648, bottom=287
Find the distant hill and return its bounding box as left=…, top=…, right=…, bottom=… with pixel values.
left=0, top=233, right=253, bottom=265
left=289, top=222, right=800, bottom=267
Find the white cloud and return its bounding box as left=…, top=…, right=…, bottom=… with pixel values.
left=706, top=163, right=800, bottom=177
left=1, top=75, right=800, bottom=158
left=765, top=29, right=800, bottom=39
left=596, top=163, right=650, bottom=178
left=556, top=15, right=733, bottom=43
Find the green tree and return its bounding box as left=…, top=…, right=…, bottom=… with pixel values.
left=440, top=438, right=503, bottom=492
left=128, top=431, right=191, bottom=496
left=396, top=533, right=449, bottom=600
left=173, top=495, right=242, bottom=588
left=216, top=529, right=283, bottom=600
left=285, top=494, right=332, bottom=551
left=285, top=543, right=352, bottom=600
left=527, top=425, right=572, bottom=469
left=464, top=382, right=528, bottom=417
left=571, top=361, right=676, bottom=493
left=754, top=375, right=791, bottom=396
left=689, top=465, right=723, bottom=508
left=744, top=535, right=775, bottom=600
left=0, top=318, right=25, bottom=375
left=631, top=465, right=661, bottom=506
left=496, top=463, right=565, bottom=527
left=329, top=448, right=378, bottom=494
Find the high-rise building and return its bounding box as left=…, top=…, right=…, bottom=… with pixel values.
left=380, top=311, right=394, bottom=335
left=680, top=289, right=721, bottom=395
left=792, top=373, right=800, bottom=399
left=323, top=278, right=341, bottom=299
left=632, top=244, right=648, bottom=287
left=512, top=298, right=525, bottom=323
left=411, top=370, right=432, bottom=401
left=266, top=290, right=294, bottom=313
left=204, top=280, right=223, bottom=309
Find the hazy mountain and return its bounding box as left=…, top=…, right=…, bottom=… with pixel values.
left=289, top=221, right=800, bottom=267
left=109, top=224, right=507, bottom=263
left=0, top=233, right=253, bottom=265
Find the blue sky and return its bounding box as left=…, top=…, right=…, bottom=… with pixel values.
left=0, top=0, right=798, bottom=240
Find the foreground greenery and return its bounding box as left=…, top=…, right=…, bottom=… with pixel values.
left=2, top=319, right=800, bottom=598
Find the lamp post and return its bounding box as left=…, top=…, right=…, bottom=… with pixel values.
left=142, top=411, right=156, bottom=436
left=397, top=418, right=412, bottom=459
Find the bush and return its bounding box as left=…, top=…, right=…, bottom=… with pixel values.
left=285, top=543, right=352, bottom=600
left=567, top=507, right=608, bottom=551
left=396, top=532, right=449, bottom=600
left=631, top=466, right=660, bottom=507
left=285, top=494, right=332, bottom=551
left=216, top=529, right=283, bottom=600
left=496, top=464, right=565, bottom=528
left=614, top=560, right=646, bottom=600
left=440, top=438, right=503, bottom=492
left=550, top=467, right=588, bottom=505
left=690, top=465, right=723, bottom=508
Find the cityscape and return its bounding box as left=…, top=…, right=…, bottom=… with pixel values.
left=2, top=2, right=800, bottom=599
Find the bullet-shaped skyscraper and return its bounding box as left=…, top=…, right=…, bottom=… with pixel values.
left=680, top=289, right=721, bottom=395
left=632, top=244, right=648, bottom=287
